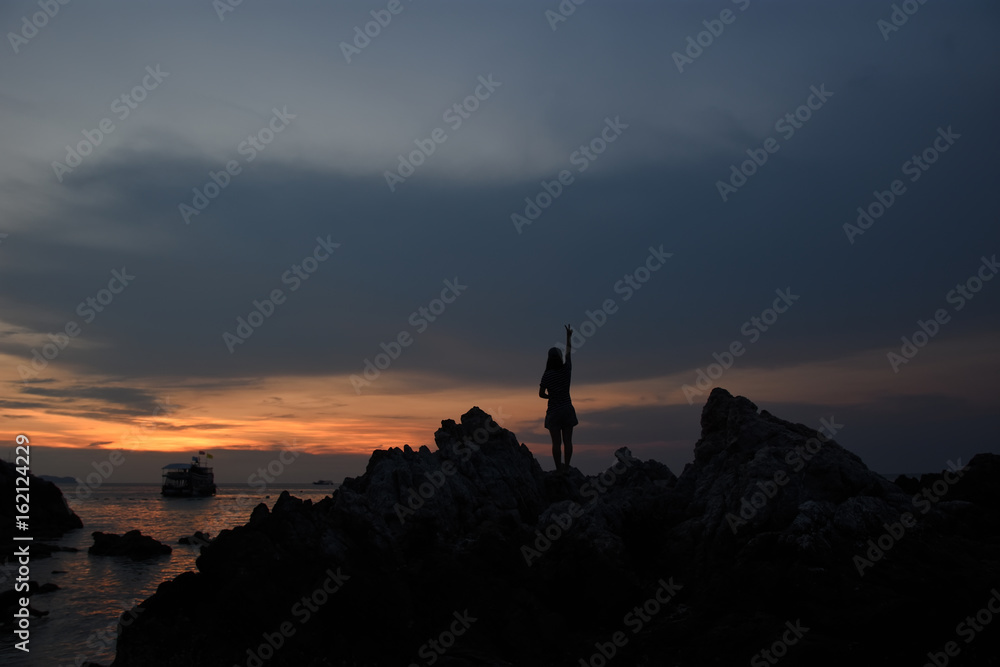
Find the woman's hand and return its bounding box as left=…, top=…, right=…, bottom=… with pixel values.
left=565, top=324, right=573, bottom=338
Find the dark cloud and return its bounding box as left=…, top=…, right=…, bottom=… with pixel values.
left=19, top=384, right=163, bottom=417
left=1, top=0, right=998, bottom=473
left=0, top=399, right=48, bottom=410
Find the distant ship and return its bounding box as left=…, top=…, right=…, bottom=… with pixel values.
left=161, top=453, right=216, bottom=497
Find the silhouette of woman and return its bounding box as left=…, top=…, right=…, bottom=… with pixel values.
left=539, top=324, right=578, bottom=471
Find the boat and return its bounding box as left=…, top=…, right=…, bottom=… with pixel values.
left=161, top=454, right=216, bottom=497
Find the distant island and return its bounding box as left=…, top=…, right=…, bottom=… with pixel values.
left=38, top=474, right=79, bottom=485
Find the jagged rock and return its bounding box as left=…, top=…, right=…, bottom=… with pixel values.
left=110, top=394, right=1000, bottom=666
left=0, top=459, right=84, bottom=563
left=673, top=389, right=910, bottom=544
left=896, top=453, right=1000, bottom=511
left=90, top=530, right=171, bottom=561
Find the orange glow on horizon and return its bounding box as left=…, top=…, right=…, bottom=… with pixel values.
left=3, top=333, right=997, bottom=459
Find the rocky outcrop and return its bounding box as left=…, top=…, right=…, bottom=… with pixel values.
left=89, top=530, right=172, bottom=560
left=896, top=452, right=1000, bottom=511
left=1, top=459, right=84, bottom=567
left=653, top=390, right=1000, bottom=664
left=0, top=459, right=83, bottom=542
left=111, top=393, right=1000, bottom=666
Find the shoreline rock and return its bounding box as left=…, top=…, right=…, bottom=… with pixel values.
left=110, top=391, right=1000, bottom=666
left=0, top=459, right=84, bottom=563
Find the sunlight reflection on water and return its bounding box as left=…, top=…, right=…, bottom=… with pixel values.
left=0, top=484, right=335, bottom=667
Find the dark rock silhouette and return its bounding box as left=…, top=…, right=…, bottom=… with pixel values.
left=895, top=452, right=1000, bottom=511
left=89, top=530, right=172, bottom=560
left=0, top=458, right=83, bottom=559
left=38, top=474, right=79, bottom=484
left=111, top=391, right=1000, bottom=666
left=0, top=458, right=83, bottom=583
left=33, top=581, right=60, bottom=595
left=178, top=530, right=212, bottom=545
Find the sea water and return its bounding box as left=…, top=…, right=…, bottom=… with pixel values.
left=0, top=483, right=336, bottom=667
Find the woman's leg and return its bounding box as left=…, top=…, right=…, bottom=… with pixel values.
left=548, top=427, right=562, bottom=469
left=562, top=426, right=573, bottom=468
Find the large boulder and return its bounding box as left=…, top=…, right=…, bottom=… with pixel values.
left=0, top=459, right=83, bottom=540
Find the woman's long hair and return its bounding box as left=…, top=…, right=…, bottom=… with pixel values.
left=545, top=347, right=564, bottom=372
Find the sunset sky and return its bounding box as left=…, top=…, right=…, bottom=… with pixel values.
left=1, top=1, right=998, bottom=483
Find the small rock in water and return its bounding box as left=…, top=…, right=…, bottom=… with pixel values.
left=177, top=531, right=212, bottom=545
left=89, top=530, right=171, bottom=560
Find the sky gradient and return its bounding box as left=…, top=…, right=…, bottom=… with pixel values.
left=1, top=0, right=998, bottom=483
